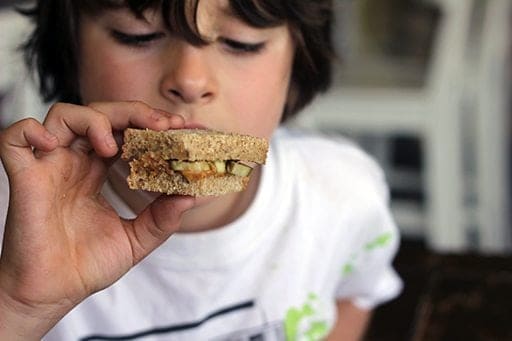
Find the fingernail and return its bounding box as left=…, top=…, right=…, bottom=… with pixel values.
left=44, top=130, right=57, bottom=142
left=182, top=196, right=196, bottom=210
left=151, top=109, right=168, bottom=121
left=105, top=133, right=117, bottom=149
left=169, top=115, right=185, bottom=127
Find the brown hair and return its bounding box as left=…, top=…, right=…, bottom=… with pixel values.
left=22, top=0, right=334, bottom=121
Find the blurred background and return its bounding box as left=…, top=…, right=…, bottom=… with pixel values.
left=297, top=0, right=512, bottom=255
left=0, top=0, right=511, bottom=339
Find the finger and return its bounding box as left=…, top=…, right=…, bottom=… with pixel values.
left=44, top=102, right=184, bottom=157
left=43, top=103, right=118, bottom=157
left=0, top=118, right=58, bottom=175
left=88, top=101, right=185, bottom=131
left=124, top=195, right=195, bottom=264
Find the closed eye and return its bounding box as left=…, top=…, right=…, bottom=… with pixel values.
left=220, top=38, right=265, bottom=54
left=110, top=29, right=165, bottom=47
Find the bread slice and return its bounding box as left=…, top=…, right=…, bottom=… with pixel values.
left=122, top=128, right=268, bottom=163
left=121, top=128, right=268, bottom=196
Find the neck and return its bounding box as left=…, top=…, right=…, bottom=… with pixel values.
left=107, top=161, right=261, bottom=233
left=180, top=167, right=260, bottom=232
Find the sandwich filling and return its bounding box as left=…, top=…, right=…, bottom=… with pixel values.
left=169, top=160, right=252, bottom=182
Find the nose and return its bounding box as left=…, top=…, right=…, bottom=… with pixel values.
left=160, top=41, right=216, bottom=105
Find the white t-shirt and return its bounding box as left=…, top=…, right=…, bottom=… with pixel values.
left=0, top=128, right=402, bottom=340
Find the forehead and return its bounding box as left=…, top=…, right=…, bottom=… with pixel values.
left=197, top=0, right=231, bottom=21
left=195, top=0, right=247, bottom=37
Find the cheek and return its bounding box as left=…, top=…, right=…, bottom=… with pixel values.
left=226, top=58, right=291, bottom=138
left=79, top=46, right=153, bottom=104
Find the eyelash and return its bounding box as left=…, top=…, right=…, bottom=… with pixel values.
left=110, top=30, right=164, bottom=47
left=110, top=30, right=265, bottom=54
left=220, top=38, right=265, bottom=54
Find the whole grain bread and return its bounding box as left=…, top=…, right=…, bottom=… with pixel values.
left=122, top=128, right=268, bottom=163
left=121, top=128, right=266, bottom=196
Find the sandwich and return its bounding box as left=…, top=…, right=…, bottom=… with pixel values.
left=121, top=128, right=269, bottom=196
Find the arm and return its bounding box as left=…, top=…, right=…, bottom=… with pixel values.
left=0, top=101, right=194, bottom=338
left=327, top=299, right=372, bottom=341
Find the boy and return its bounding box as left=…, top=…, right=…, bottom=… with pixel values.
left=0, top=0, right=402, bottom=340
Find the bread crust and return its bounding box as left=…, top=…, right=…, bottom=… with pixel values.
left=122, top=128, right=268, bottom=163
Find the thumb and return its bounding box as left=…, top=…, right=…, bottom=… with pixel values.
left=125, top=195, right=195, bottom=264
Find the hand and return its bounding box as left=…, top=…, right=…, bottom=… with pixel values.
left=0, top=101, right=194, bottom=339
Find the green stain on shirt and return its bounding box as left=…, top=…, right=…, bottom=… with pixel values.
left=340, top=233, right=394, bottom=278
left=285, top=293, right=329, bottom=340
left=305, top=320, right=329, bottom=340
left=365, top=232, right=393, bottom=251
left=342, top=262, right=355, bottom=276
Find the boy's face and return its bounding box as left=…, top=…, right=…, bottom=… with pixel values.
left=77, top=0, right=294, bottom=139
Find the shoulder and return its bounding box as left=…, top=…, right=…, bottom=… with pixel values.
left=271, top=127, right=389, bottom=203
left=269, top=129, right=401, bottom=293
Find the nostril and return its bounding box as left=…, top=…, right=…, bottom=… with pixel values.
left=166, top=87, right=214, bottom=104
left=170, top=90, right=182, bottom=98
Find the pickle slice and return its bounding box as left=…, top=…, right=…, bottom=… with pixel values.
left=170, top=160, right=251, bottom=177
left=214, top=160, right=226, bottom=173
left=170, top=160, right=211, bottom=172
left=227, top=161, right=252, bottom=177
left=170, top=160, right=186, bottom=171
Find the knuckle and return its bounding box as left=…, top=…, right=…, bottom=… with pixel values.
left=0, top=118, right=38, bottom=151
left=91, top=109, right=110, bottom=126
left=45, top=102, right=73, bottom=125
left=47, top=102, right=67, bottom=115
left=89, top=106, right=108, bottom=122
left=19, top=117, right=40, bottom=129
left=87, top=101, right=104, bottom=110
left=2, top=118, right=39, bottom=141
left=85, top=106, right=110, bottom=129
left=129, top=100, right=152, bottom=113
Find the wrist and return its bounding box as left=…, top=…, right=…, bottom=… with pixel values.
left=0, top=273, right=69, bottom=340
left=0, top=287, right=57, bottom=340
